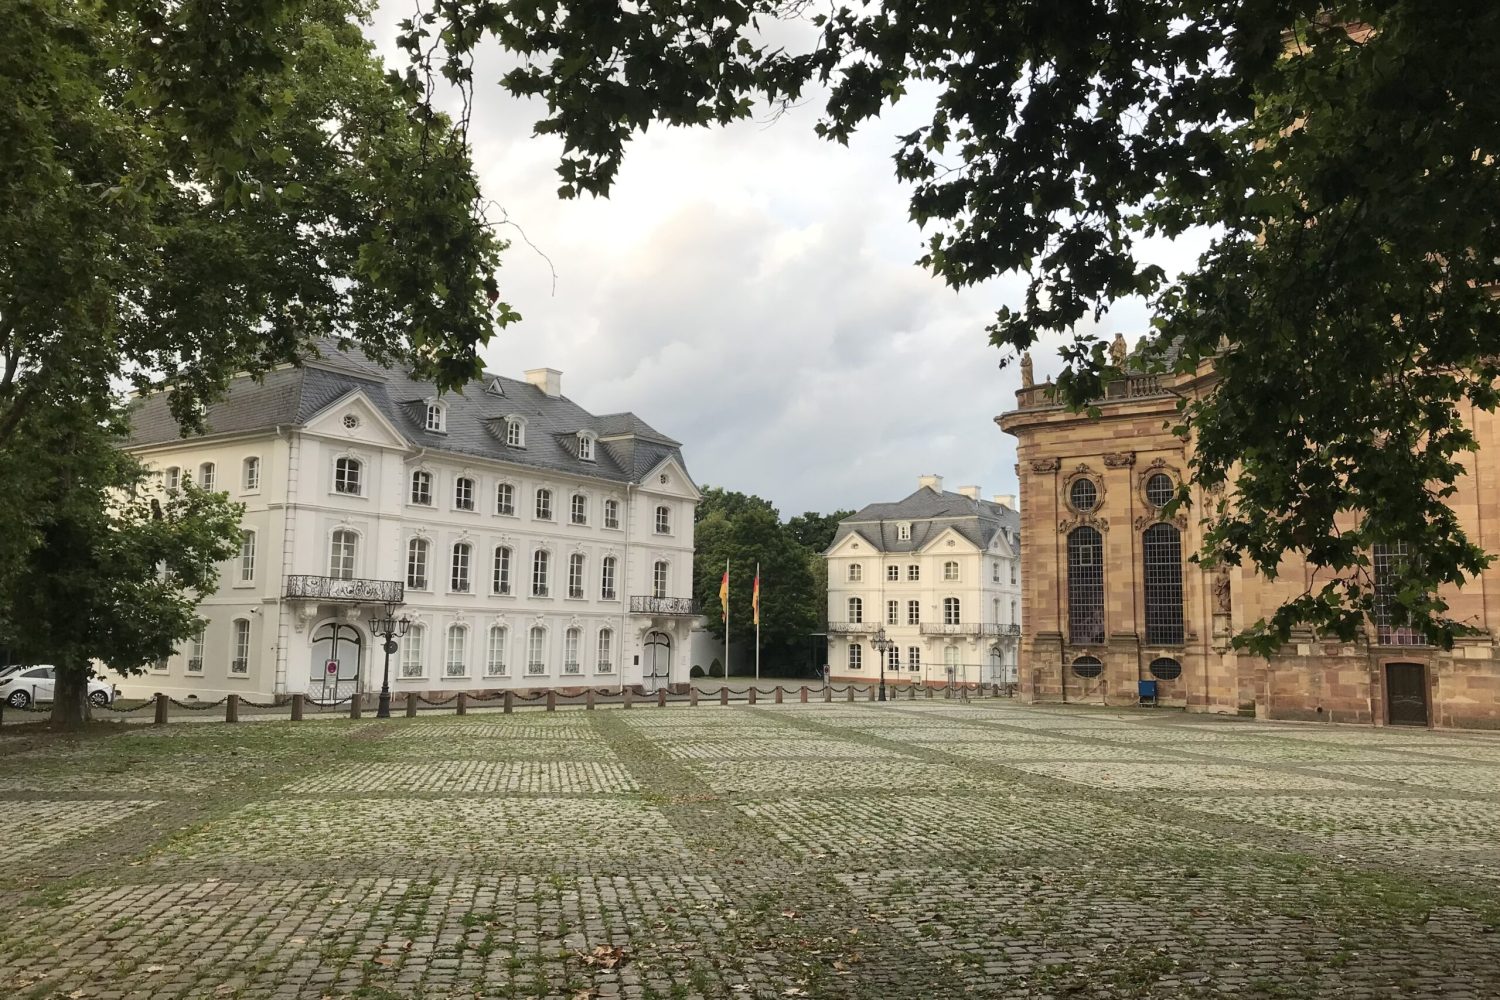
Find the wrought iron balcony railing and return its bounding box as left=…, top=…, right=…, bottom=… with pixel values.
left=826, top=621, right=879, bottom=634
left=284, top=575, right=404, bottom=604
left=629, top=596, right=701, bottom=616
left=920, top=622, right=1016, bottom=637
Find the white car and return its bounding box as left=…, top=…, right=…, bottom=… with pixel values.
left=0, top=665, right=116, bottom=708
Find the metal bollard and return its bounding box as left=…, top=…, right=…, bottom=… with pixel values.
left=546, top=690, right=557, bottom=712
left=720, top=686, right=729, bottom=706
left=690, top=688, right=699, bottom=707
left=748, top=688, right=757, bottom=705
left=154, top=693, right=169, bottom=725
left=226, top=694, right=239, bottom=723
left=503, top=691, right=513, bottom=714
left=587, top=689, right=596, bottom=710
left=799, top=686, right=808, bottom=703
left=657, top=688, right=667, bottom=708
left=406, top=693, right=418, bottom=717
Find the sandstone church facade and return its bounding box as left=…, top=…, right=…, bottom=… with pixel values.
left=999, top=338, right=1500, bottom=729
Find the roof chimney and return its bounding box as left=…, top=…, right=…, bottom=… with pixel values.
left=918, top=474, right=943, bottom=493
left=524, top=368, right=562, bottom=398
left=993, top=493, right=1016, bottom=509
left=957, top=485, right=980, bottom=501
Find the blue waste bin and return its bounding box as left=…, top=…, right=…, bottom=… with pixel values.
left=1137, top=680, right=1158, bottom=705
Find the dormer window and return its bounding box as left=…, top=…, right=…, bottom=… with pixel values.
left=506, top=417, right=525, bottom=448
left=578, top=433, right=595, bottom=461
left=425, top=402, right=446, bottom=433
left=897, top=523, right=911, bottom=541
left=486, top=377, right=506, bottom=397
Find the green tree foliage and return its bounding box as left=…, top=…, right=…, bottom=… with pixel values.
left=0, top=396, right=243, bottom=727
left=423, top=0, right=1499, bottom=651
left=785, top=510, right=854, bottom=554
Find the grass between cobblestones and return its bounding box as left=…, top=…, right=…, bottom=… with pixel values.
left=3, top=701, right=1500, bottom=998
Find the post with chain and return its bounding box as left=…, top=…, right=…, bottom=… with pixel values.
left=823, top=685, right=832, bottom=703
left=226, top=694, right=239, bottom=724
left=406, top=693, right=418, bottom=717
left=775, top=687, right=784, bottom=704
left=908, top=685, right=916, bottom=701
left=349, top=691, right=362, bottom=720
left=747, top=688, right=757, bottom=706
left=623, top=687, right=633, bottom=710
left=503, top=691, right=513, bottom=714
left=690, top=687, right=699, bottom=707
left=546, top=690, right=557, bottom=712
left=291, top=693, right=305, bottom=721
left=586, top=689, right=596, bottom=710
left=800, top=686, right=808, bottom=703
left=457, top=692, right=468, bottom=716
left=719, top=686, right=728, bottom=706
left=657, top=688, right=666, bottom=708
left=846, top=687, right=854, bottom=702
left=153, top=693, right=168, bottom=725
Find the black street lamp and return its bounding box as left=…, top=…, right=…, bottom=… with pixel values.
left=871, top=626, right=895, bottom=702
left=372, top=607, right=411, bottom=719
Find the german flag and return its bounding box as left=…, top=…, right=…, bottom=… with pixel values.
left=752, top=567, right=761, bottom=626
left=719, top=564, right=730, bottom=622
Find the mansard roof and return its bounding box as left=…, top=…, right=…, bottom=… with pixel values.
left=126, top=342, right=692, bottom=486
left=828, top=488, right=1020, bottom=554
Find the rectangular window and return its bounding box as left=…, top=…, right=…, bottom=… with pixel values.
left=401, top=626, right=425, bottom=678
left=1011, top=563, right=1018, bottom=585
left=243, top=457, right=260, bottom=492
left=454, top=477, right=475, bottom=511
left=908, top=647, right=921, bottom=672
left=944, top=561, right=959, bottom=582
left=603, top=499, right=620, bottom=529
left=165, top=467, right=180, bottom=491
left=564, top=629, right=581, bottom=674
left=200, top=463, right=216, bottom=492
left=887, top=600, right=899, bottom=626
left=532, top=550, right=550, bottom=597
left=333, top=458, right=360, bottom=495
left=993, top=562, right=1000, bottom=583
left=231, top=620, right=250, bottom=674
left=601, top=557, right=617, bottom=600
left=239, top=531, right=256, bottom=583
left=535, top=489, right=553, bottom=520
left=848, top=563, right=863, bottom=582
left=570, top=494, right=587, bottom=525
left=655, top=505, right=671, bottom=534
left=887, top=565, right=900, bottom=581
left=887, top=646, right=900, bottom=672
left=188, top=631, right=205, bottom=674
left=527, top=629, right=546, bottom=674
left=486, top=628, right=508, bottom=676
left=451, top=544, right=471, bottom=593
left=579, top=435, right=594, bottom=461
left=496, top=483, right=515, bottom=515
left=407, top=540, right=429, bottom=590
left=908, top=565, right=920, bottom=581
left=652, top=561, right=668, bottom=600
left=597, top=629, right=613, bottom=673
left=445, top=627, right=467, bottom=677
left=907, top=601, right=920, bottom=625
left=411, top=470, right=433, bottom=505
left=329, top=531, right=356, bottom=580
left=848, top=643, right=862, bottom=671
left=568, top=554, right=585, bottom=599
left=492, top=547, right=511, bottom=595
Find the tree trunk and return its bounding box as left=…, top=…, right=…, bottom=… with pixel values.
left=51, top=663, right=93, bottom=729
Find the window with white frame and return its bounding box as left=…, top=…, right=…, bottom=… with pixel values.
left=578, top=434, right=595, bottom=461
left=848, top=643, right=863, bottom=670
left=230, top=619, right=250, bottom=674
left=445, top=625, right=467, bottom=677
left=238, top=530, right=256, bottom=583
left=200, top=462, right=216, bottom=491
left=992, top=562, right=1000, bottom=583
left=401, top=624, right=425, bottom=678
left=410, top=470, right=433, bottom=505
left=908, top=564, right=920, bottom=581
left=328, top=529, right=357, bottom=579
left=243, top=456, right=260, bottom=492
left=333, top=457, right=361, bottom=495
left=568, top=553, right=585, bottom=598
left=1010, top=562, right=1017, bottom=585
left=535, top=488, right=553, bottom=520
left=597, top=628, right=614, bottom=673
left=887, top=564, right=899, bottom=581
left=570, top=493, right=587, bottom=525
left=944, top=597, right=961, bottom=625
left=908, top=646, right=921, bottom=672
left=527, top=626, right=546, bottom=674
left=532, top=549, right=550, bottom=597
left=1011, top=599, right=1018, bottom=623
left=848, top=597, right=863, bottom=623
left=407, top=538, right=430, bottom=590
left=496, top=482, right=515, bottom=515
left=654, top=505, right=671, bottom=534
left=425, top=402, right=446, bottom=432
left=887, top=646, right=900, bottom=672
left=603, top=499, right=620, bottom=529
left=486, top=625, right=508, bottom=676
left=492, top=546, right=511, bottom=595
left=165, top=466, right=180, bottom=491
left=564, top=627, right=581, bottom=674
left=886, top=600, right=899, bottom=625
left=943, top=560, right=959, bottom=581
left=601, top=556, right=617, bottom=600
left=907, top=600, right=920, bottom=625
left=454, top=476, right=476, bottom=511
left=188, top=631, right=205, bottom=673
left=506, top=417, right=525, bottom=448
left=451, top=542, right=472, bottom=592
left=848, top=563, right=863, bottom=582
left=897, top=523, right=911, bottom=541
left=650, top=560, right=668, bottom=599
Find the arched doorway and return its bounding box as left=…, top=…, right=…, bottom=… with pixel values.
left=310, top=621, right=365, bottom=702
left=643, top=631, right=671, bottom=693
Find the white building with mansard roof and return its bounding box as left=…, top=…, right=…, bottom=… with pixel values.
left=110, top=342, right=700, bottom=701
left=825, top=475, right=1021, bottom=687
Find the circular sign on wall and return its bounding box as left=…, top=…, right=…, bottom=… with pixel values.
left=325, top=659, right=339, bottom=676
left=384, top=640, right=398, bottom=655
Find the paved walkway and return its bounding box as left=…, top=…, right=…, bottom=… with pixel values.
left=3, top=702, right=1500, bottom=998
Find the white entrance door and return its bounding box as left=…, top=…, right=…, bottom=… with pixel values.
left=643, top=632, right=671, bottom=693
left=310, top=622, right=364, bottom=702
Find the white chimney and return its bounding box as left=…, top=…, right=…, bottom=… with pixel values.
left=957, top=485, right=980, bottom=500
left=918, top=474, right=944, bottom=493
left=524, top=367, right=563, bottom=397
left=993, top=493, right=1016, bottom=509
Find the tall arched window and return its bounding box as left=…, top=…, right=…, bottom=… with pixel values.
left=527, top=626, right=546, bottom=674
left=492, top=546, right=512, bottom=595
left=943, top=597, right=961, bottom=624
left=199, top=462, right=217, bottom=491
left=597, top=628, right=614, bottom=673
left=333, top=457, right=361, bottom=494
left=535, top=488, right=553, bottom=520
left=451, top=542, right=472, bottom=592
left=848, top=643, right=863, bottom=670
left=1374, top=541, right=1425, bottom=646
left=600, top=556, right=618, bottom=600
left=328, top=529, right=357, bottom=579
left=652, top=560, right=669, bottom=599
left=238, top=530, right=256, bottom=583
left=495, top=482, right=515, bottom=515
left=425, top=402, right=446, bottom=432
left=506, top=416, right=525, bottom=447
left=655, top=505, right=671, bottom=534
left=454, top=475, right=476, bottom=511
left=242, top=456, right=260, bottom=491
left=486, top=625, right=508, bottom=676
left=570, top=493, right=588, bottom=524
left=1067, top=527, right=1105, bottom=644
left=406, top=538, right=429, bottom=590
left=848, top=596, right=863, bottom=623
left=532, top=549, right=550, bottom=597
left=1142, top=523, right=1184, bottom=645
left=564, top=627, right=582, bottom=674
left=401, top=624, right=425, bottom=678
left=568, top=553, right=586, bottom=598
left=445, top=624, right=468, bottom=677
left=410, top=469, right=433, bottom=505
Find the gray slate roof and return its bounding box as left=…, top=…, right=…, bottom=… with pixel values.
left=829, top=488, right=1020, bottom=553
left=127, top=342, right=690, bottom=486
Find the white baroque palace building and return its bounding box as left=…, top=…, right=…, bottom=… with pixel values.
left=825, top=476, right=1021, bottom=686
left=111, top=344, right=700, bottom=701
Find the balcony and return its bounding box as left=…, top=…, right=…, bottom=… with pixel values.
left=920, top=622, right=1016, bottom=637
left=1015, top=374, right=1171, bottom=410
left=284, top=575, right=404, bottom=604
left=826, top=621, right=879, bottom=635
left=630, top=596, right=701, bottom=616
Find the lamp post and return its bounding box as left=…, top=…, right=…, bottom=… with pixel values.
left=372, top=607, right=411, bottom=719
left=871, top=626, right=895, bottom=702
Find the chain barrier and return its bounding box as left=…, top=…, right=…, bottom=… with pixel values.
left=512, top=692, right=547, bottom=702
left=168, top=696, right=229, bottom=711
left=416, top=694, right=459, bottom=706
left=237, top=697, right=282, bottom=709
left=307, top=695, right=355, bottom=708
left=98, top=700, right=154, bottom=714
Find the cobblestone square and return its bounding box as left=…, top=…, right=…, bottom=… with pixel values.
left=3, top=700, right=1500, bottom=998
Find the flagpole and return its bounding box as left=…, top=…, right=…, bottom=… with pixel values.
left=723, top=558, right=730, bottom=683
left=755, top=562, right=761, bottom=683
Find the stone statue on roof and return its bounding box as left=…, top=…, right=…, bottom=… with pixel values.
left=1019, top=351, right=1034, bottom=388
left=1109, top=333, right=1129, bottom=369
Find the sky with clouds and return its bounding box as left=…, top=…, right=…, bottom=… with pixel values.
left=367, top=10, right=1207, bottom=518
